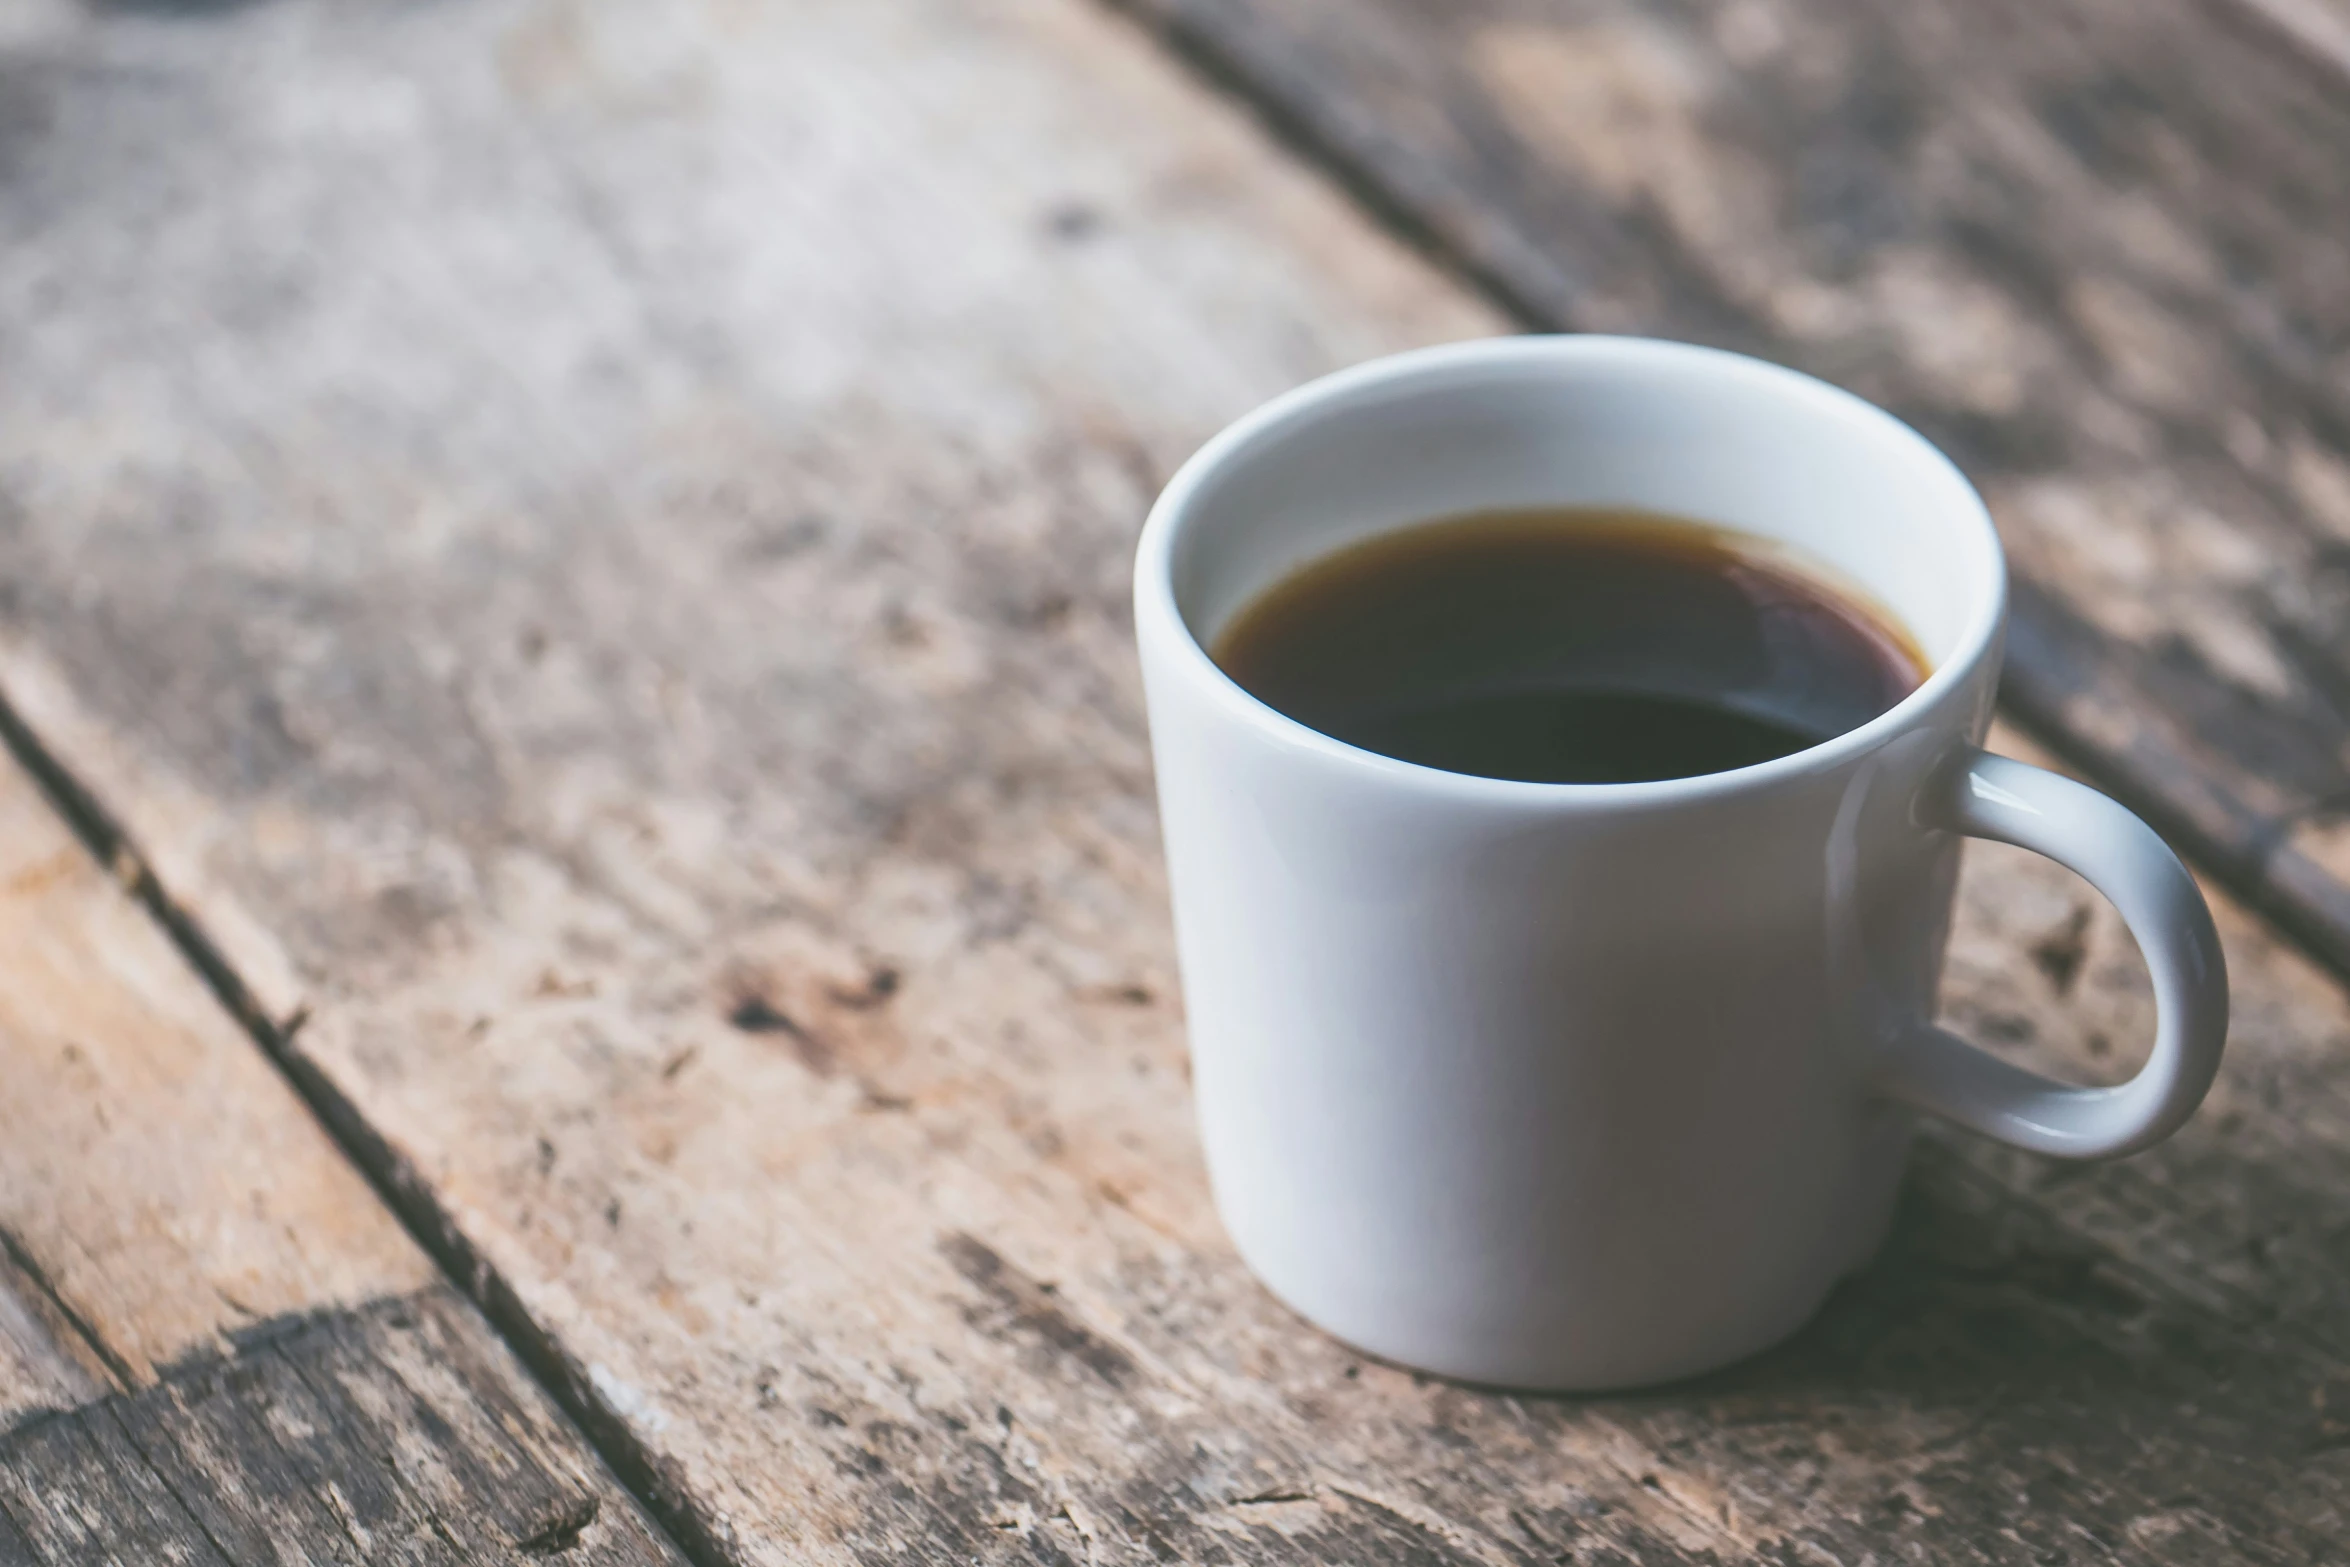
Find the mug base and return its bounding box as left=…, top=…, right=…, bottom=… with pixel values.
left=1246, top=1262, right=1848, bottom=1393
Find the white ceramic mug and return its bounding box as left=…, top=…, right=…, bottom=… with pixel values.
left=1134, top=336, right=2228, bottom=1390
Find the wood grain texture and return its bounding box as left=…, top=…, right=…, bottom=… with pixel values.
left=2, top=0, right=2348, bottom=1561
left=0, top=738, right=435, bottom=1389
left=0, top=1243, right=111, bottom=1432
left=0, top=1287, right=680, bottom=1566
left=1110, top=0, right=2350, bottom=977
left=0, top=655, right=673, bottom=1544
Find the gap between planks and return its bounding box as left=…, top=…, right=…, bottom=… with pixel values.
left=0, top=0, right=2340, bottom=1550
left=0, top=684, right=729, bottom=1567
left=1091, top=0, right=2350, bottom=996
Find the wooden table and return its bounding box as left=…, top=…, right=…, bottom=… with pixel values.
left=0, top=0, right=2346, bottom=1558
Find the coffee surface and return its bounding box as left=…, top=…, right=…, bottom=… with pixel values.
left=1211, top=507, right=1925, bottom=784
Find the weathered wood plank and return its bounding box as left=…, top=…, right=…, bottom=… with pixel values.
left=3, top=0, right=2349, bottom=1562
left=111, top=1287, right=675, bottom=1567
left=6, top=1288, right=678, bottom=1567
left=105, top=1339, right=434, bottom=1567
left=1109, top=0, right=2350, bottom=978
left=0, top=1506, right=38, bottom=1567
left=0, top=734, right=433, bottom=1383
left=0, top=1242, right=115, bottom=1428
left=0, top=1410, right=231, bottom=1567
left=0, top=683, right=676, bottom=1545
left=285, top=1287, right=654, bottom=1566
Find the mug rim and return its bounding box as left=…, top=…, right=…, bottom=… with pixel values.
left=1134, top=333, right=2009, bottom=809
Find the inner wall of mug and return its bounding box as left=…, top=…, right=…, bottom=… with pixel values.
left=1165, top=341, right=2001, bottom=672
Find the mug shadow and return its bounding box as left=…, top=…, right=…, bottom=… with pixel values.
left=1510, top=1137, right=2350, bottom=1557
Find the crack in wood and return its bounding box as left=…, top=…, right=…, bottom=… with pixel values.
left=0, top=1223, right=134, bottom=1395
left=96, top=1402, right=242, bottom=1567
left=0, top=1289, right=671, bottom=1564
left=0, top=682, right=715, bottom=1564
left=939, top=1233, right=1140, bottom=1390
left=1095, top=0, right=2350, bottom=1002
left=2, top=0, right=2348, bottom=1561
left=519, top=1495, right=603, bottom=1556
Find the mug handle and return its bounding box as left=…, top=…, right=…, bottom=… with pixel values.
left=1875, top=750, right=2229, bottom=1159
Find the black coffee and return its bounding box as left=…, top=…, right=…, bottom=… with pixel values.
left=1211, top=507, right=1925, bottom=785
